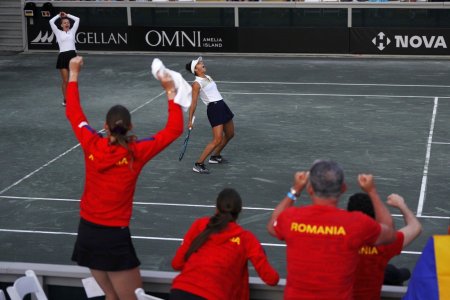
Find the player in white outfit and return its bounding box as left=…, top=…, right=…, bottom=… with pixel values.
left=186, top=57, right=235, bottom=174
left=49, top=12, right=80, bottom=106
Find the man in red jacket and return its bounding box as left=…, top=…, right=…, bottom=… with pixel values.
left=267, top=160, right=397, bottom=300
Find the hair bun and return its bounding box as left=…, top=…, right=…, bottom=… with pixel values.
left=111, top=125, right=127, bottom=135
left=185, top=63, right=191, bottom=73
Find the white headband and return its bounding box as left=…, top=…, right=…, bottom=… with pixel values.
left=190, top=57, right=202, bottom=74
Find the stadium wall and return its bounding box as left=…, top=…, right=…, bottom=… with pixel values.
left=22, top=0, right=450, bottom=55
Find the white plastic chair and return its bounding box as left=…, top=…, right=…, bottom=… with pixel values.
left=0, top=290, right=6, bottom=300
left=6, top=270, right=48, bottom=300
left=135, top=288, right=164, bottom=300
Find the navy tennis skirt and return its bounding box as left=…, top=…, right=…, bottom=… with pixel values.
left=71, top=218, right=140, bottom=271
left=206, top=100, right=234, bottom=128
left=56, top=50, right=76, bottom=69
left=169, top=289, right=206, bottom=300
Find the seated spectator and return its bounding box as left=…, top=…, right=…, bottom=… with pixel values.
left=267, top=160, right=397, bottom=300
left=384, top=263, right=411, bottom=286
left=347, top=193, right=422, bottom=300
left=170, top=188, right=279, bottom=300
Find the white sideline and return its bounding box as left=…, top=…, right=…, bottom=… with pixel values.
left=417, top=97, right=438, bottom=217
left=0, top=228, right=423, bottom=255
left=0, top=195, right=448, bottom=219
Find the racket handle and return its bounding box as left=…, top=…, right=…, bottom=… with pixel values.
left=189, top=116, right=196, bottom=130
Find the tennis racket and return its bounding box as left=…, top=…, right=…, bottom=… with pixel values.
left=179, top=116, right=195, bottom=161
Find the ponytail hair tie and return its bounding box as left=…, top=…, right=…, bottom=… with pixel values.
left=111, top=121, right=128, bottom=135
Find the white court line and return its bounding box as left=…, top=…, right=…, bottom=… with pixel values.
left=0, top=91, right=165, bottom=196
left=0, top=144, right=81, bottom=195
left=401, top=251, right=422, bottom=255
left=417, top=97, right=438, bottom=217
left=221, top=92, right=450, bottom=99
left=1, top=195, right=449, bottom=219
left=217, top=81, right=450, bottom=89
left=0, top=196, right=270, bottom=211
left=432, top=142, right=450, bottom=145
left=0, top=228, right=77, bottom=236
left=0, top=229, right=423, bottom=254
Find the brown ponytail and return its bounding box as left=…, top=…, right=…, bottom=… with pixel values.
left=106, top=105, right=135, bottom=165
left=184, top=188, right=242, bottom=261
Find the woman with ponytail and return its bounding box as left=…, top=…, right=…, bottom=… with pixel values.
left=66, top=56, right=183, bottom=300
left=170, top=188, right=279, bottom=300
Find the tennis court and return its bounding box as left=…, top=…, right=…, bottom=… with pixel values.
left=0, top=52, right=449, bottom=279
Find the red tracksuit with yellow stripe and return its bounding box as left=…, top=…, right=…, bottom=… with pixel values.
left=66, top=82, right=183, bottom=227
left=171, top=217, right=280, bottom=300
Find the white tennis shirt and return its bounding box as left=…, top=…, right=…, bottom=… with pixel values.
left=195, top=75, right=223, bottom=105
left=49, top=14, right=80, bottom=53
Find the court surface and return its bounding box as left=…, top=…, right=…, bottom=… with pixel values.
left=0, top=52, right=449, bottom=279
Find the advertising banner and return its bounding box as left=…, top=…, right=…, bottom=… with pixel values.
left=27, top=25, right=130, bottom=51
left=238, top=28, right=349, bottom=54
left=131, top=27, right=238, bottom=52
left=351, top=28, right=450, bottom=55
left=27, top=24, right=237, bottom=52
left=27, top=22, right=450, bottom=55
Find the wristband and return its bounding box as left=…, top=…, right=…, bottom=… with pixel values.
left=287, top=191, right=297, bottom=202
left=290, top=187, right=299, bottom=197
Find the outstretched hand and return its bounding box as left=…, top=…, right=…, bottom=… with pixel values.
left=158, top=70, right=177, bottom=100
left=386, top=193, right=406, bottom=209
left=358, top=174, right=375, bottom=193
left=293, top=171, right=309, bottom=194
left=70, top=56, right=83, bottom=73
left=69, top=56, right=83, bottom=82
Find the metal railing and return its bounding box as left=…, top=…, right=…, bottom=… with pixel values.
left=0, top=261, right=407, bottom=300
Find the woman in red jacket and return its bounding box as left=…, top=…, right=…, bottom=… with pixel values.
left=66, top=56, right=183, bottom=300
left=170, top=188, right=279, bottom=300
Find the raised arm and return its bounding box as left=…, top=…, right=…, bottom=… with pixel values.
left=135, top=71, right=183, bottom=161
left=66, top=56, right=87, bottom=129
left=49, top=14, right=60, bottom=33
left=67, top=13, right=80, bottom=33
left=65, top=55, right=104, bottom=152
left=267, top=171, right=309, bottom=237
left=358, top=174, right=396, bottom=245
left=386, top=194, right=422, bottom=247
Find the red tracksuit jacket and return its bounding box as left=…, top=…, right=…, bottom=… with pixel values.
left=171, top=217, right=279, bottom=300
left=66, top=82, right=183, bottom=227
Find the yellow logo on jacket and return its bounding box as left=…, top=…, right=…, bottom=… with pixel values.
left=359, top=245, right=379, bottom=255
left=116, top=157, right=128, bottom=166
left=290, top=222, right=346, bottom=236
left=88, top=154, right=94, bottom=161
left=230, top=237, right=240, bottom=245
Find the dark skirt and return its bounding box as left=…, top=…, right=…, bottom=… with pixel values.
left=56, top=50, right=77, bottom=69
left=71, top=218, right=140, bottom=271
left=169, top=289, right=206, bottom=300
left=206, top=100, right=234, bottom=128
